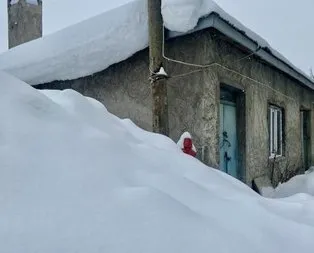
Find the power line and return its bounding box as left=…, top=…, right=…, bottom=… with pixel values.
left=161, top=26, right=297, bottom=103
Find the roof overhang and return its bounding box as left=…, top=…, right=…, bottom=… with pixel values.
left=168, top=13, right=314, bottom=91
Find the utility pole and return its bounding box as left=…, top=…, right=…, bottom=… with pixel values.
left=147, top=0, right=169, bottom=136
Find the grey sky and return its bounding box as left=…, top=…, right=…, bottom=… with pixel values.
left=0, top=0, right=313, bottom=74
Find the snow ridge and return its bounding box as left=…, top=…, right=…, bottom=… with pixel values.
left=1, top=70, right=314, bottom=253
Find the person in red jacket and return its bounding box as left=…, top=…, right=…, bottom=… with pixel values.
left=177, top=132, right=197, bottom=157
left=182, top=137, right=197, bottom=157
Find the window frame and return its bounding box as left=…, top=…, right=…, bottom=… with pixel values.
left=269, top=105, right=284, bottom=158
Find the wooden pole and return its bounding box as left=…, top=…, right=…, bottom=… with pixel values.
left=147, top=0, right=169, bottom=136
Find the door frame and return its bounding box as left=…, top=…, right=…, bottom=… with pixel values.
left=220, top=83, right=246, bottom=182
left=300, top=109, right=311, bottom=171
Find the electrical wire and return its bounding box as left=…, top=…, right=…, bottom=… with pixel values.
left=161, top=26, right=297, bottom=103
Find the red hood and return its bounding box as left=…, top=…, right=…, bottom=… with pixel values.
left=183, top=138, right=193, bottom=149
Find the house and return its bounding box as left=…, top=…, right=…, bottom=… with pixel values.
left=1, top=1, right=314, bottom=189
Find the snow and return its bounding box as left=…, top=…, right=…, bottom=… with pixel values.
left=1, top=70, right=314, bottom=252
left=10, top=0, right=19, bottom=5
left=0, top=0, right=312, bottom=86
left=267, top=168, right=314, bottom=198
left=161, top=0, right=311, bottom=80
left=156, top=66, right=168, bottom=77
left=0, top=0, right=148, bottom=85
left=162, top=0, right=234, bottom=33
left=162, top=0, right=267, bottom=45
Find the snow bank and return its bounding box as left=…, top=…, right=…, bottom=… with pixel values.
left=0, top=0, right=311, bottom=85
left=270, top=169, right=314, bottom=198
left=1, top=71, right=314, bottom=253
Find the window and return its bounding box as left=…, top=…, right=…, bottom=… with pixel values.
left=269, top=105, right=283, bottom=157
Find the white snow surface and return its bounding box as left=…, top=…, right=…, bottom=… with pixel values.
left=10, top=0, right=19, bottom=4
left=1, top=71, right=314, bottom=252
left=0, top=0, right=312, bottom=85
left=270, top=168, right=314, bottom=198
left=0, top=0, right=148, bottom=85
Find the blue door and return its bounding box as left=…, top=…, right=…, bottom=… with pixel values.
left=220, top=102, right=238, bottom=178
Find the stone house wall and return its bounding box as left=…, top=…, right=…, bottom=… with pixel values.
left=37, top=28, right=314, bottom=187
left=206, top=30, right=314, bottom=185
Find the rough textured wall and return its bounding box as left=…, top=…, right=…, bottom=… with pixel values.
left=41, top=51, right=153, bottom=131
left=37, top=30, right=217, bottom=165
left=164, top=30, right=219, bottom=166
left=207, top=30, right=314, bottom=186
left=8, top=0, right=42, bottom=48
left=37, top=28, right=314, bottom=187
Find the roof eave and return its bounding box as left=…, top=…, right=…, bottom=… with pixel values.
left=168, top=13, right=314, bottom=91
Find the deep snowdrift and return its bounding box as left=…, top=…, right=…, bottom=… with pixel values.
left=266, top=168, right=314, bottom=198
left=0, top=0, right=311, bottom=85
left=1, top=71, right=314, bottom=253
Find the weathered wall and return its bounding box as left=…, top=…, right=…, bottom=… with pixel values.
left=37, top=28, right=314, bottom=187
left=38, top=30, right=216, bottom=164
left=165, top=31, right=220, bottom=166
left=8, top=0, right=42, bottom=48
left=206, top=30, right=314, bottom=186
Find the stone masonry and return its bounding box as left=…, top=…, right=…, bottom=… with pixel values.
left=8, top=0, right=42, bottom=48
left=36, top=28, right=314, bottom=187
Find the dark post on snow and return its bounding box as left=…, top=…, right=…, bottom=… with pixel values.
left=147, top=0, right=169, bottom=136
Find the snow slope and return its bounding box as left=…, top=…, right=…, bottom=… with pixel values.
left=0, top=0, right=312, bottom=85
left=1, top=70, right=314, bottom=253
left=270, top=168, right=314, bottom=198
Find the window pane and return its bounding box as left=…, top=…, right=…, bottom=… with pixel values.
left=271, top=110, right=275, bottom=154
left=269, top=106, right=284, bottom=157
left=269, top=109, right=271, bottom=154
left=277, top=110, right=281, bottom=155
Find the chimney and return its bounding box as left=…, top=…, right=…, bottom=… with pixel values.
left=8, top=0, right=42, bottom=49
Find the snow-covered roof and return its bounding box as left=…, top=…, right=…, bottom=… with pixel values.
left=0, top=0, right=313, bottom=89
left=168, top=12, right=314, bottom=90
